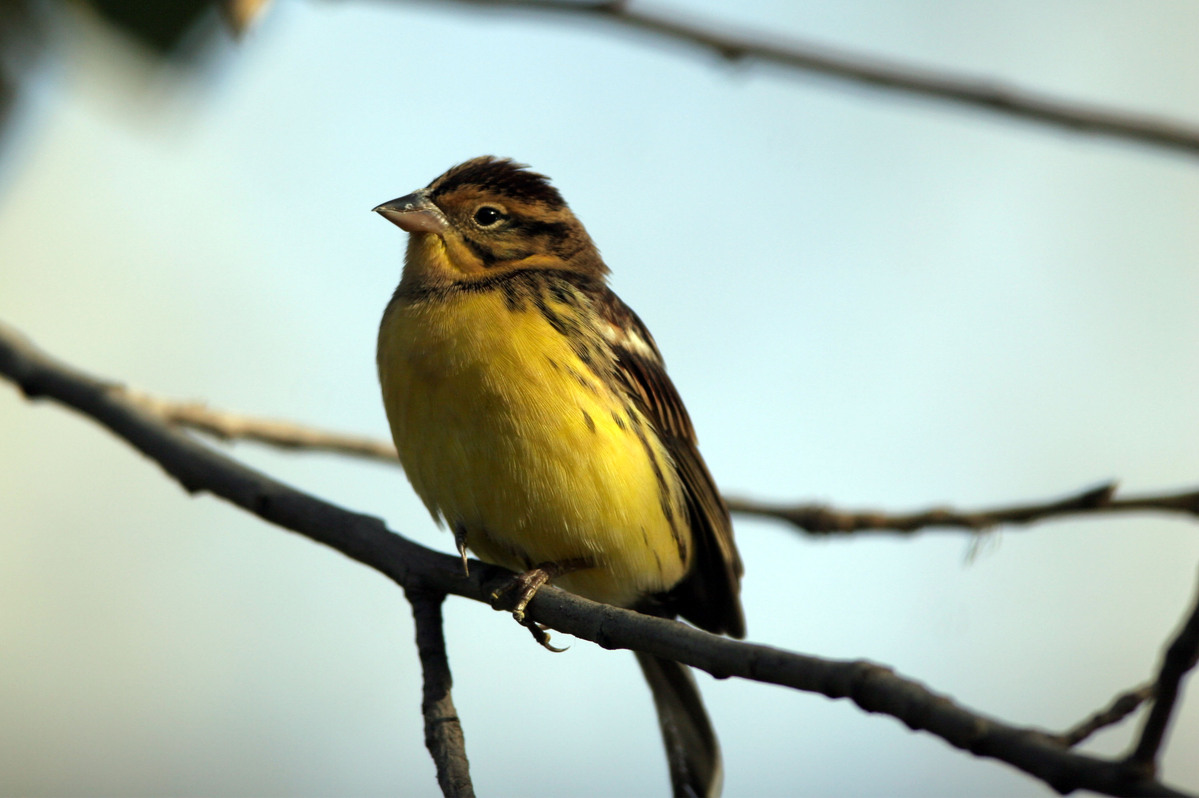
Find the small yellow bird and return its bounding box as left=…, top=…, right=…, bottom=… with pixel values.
left=374, top=157, right=744, bottom=798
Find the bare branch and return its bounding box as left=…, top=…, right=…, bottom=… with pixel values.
left=1057, top=684, right=1156, bottom=748
left=725, top=484, right=1199, bottom=536
left=1128, top=571, right=1199, bottom=777
left=538, top=600, right=1194, bottom=798
left=393, top=0, right=1199, bottom=159
left=0, top=319, right=1193, bottom=797
left=408, top=590, right=475, bottom=798
left=123, top=387, right=398, bottom=461
left=104, top=386, right=1199, bottom=538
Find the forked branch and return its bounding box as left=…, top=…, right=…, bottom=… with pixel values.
left=1127, top=576, right=1199, bottom=777
left=1057, top=684, right=1156, bottom=749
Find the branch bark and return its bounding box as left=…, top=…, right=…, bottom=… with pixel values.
left=393, top=0, right=1199, bottom=159
left=0, top=319, right=1192, bottom=798
left=1057, top=684, right=1156, bottom=749
left=408, top=590, right=475, bottom=798
left=1128, top=572, right=1199, bottom=777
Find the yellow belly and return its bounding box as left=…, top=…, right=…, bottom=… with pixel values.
left=377, top=287, right=689, bottom=606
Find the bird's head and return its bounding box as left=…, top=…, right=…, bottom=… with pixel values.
left=374, top=157, right=607, bottom=289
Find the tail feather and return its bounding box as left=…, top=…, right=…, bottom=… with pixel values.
left=635, top=652, right=723, bottom=798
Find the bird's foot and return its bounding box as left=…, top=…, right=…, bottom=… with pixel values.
left=490, top=565, right=553, bottom=624
left=489, top=557, right=594, bottom=652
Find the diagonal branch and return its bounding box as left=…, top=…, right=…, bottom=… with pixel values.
left=408, top=589, right=475, bottom=798
left=1057, top=683, right=1156, bottom=749
left=0, top=319, right=1192, bottom=797
left=1127, top=571, right=1199, bottom=777
left=393, top=0, right=1199, bottom=159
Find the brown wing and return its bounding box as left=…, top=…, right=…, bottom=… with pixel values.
left=598, top=290, right=745, bottom=639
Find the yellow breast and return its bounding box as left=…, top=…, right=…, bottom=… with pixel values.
left=377, top=285, right=689, bottom=607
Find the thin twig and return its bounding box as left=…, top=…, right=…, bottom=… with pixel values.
left=1057, top=684, right=1156, bottom=748
left=108, top=386, right=1199, bottom=536
left=123, top=387, right=398, bottom=461
left=725, top=484, right=1199, bottom=535
left=1127, top=570, right=1199, bottom=777
left=0, top=320, right=1192, bottom=797
left=408, top=590, right=475, bottom=798
left=393, top=0, right=1199, bottom=159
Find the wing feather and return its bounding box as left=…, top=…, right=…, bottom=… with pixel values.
left=597, top=291, right=745, bottom=638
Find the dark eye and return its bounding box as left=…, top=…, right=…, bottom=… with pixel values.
left=472, top=206, right=506, bottom=227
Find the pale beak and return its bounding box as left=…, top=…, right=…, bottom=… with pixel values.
left=372, top=190, right=450, bottom=234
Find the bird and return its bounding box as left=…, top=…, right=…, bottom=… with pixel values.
left=374, top=156, right=744, bottom=798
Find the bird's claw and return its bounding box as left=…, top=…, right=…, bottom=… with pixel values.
left=523, top=619, right=567, bottom=652
left=489, top=566, right=567, bottom=651
left=453, top=524, right=470, bottom=576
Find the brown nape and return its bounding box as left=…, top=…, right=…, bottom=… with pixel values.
left=429, top=156, right=566, bottom=209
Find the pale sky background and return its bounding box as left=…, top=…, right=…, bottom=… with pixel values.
left=2, top=2, right=1199, bottom=796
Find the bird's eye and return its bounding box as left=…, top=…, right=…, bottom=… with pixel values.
left=472, top=206, right=506, bottom=227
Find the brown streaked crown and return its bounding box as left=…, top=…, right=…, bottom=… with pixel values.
left=428, top=156, right=566, bottom=209
left=414, top=156, right=608, bottom=278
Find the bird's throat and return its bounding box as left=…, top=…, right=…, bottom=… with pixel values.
left=400, top=233, right=487, bottom=292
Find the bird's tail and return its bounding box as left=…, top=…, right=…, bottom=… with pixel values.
left=635, top=652, right=723, bottom=798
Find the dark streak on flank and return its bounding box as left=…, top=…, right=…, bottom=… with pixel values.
left=563, top=366, right=592, bottom=393
left=534, top=291, right=569, bottom=336
left=637, top=527, right=665, bottom=579
left=535, top=276, right=605, bottom=372
left=611, top=410, right=626, bottom=431
left=627, top=408, right=687, bottom=563
left=529, top=277, right=611, bottom=388
left=582, top=410, right=596, bottom=433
